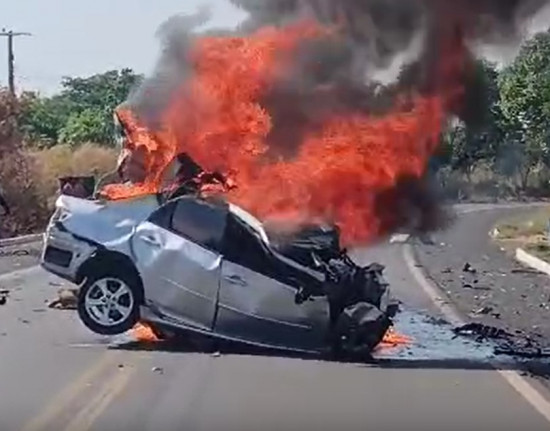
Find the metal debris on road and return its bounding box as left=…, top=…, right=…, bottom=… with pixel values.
left=48, top=288, right=78, bottom=310
left=389, top=233, right=410, bottom=243
left=453, top=323, right=513, bottom=341
left=473, top=306, right=494, bottom=315
left=0, top=289, right=9, bottom=305
left=494, top=345, right=550, bottom=358
left=462, top=262, right=477, bottom=274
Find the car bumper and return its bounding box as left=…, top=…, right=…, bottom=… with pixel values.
left=40, top=223, right=97, bottom=283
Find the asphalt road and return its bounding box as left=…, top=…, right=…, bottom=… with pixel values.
left=414, top=204, right=550, bottom=346
left=1, top=207, right=550, bottom=431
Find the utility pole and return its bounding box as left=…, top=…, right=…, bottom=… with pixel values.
left=0, top=29, right=31, bottom=95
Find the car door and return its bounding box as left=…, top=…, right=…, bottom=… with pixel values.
left=215, top=214, right=329, bottom=351
left=130, top=197, right=227, bottom=331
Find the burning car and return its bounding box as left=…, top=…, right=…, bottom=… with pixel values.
left=41, top=192, right=398, bottom=359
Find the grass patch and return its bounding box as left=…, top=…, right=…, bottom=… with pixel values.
left=495, top=207, right=550, bottom=238
left=525, top=242, right=550, bottom=262
left=29, top=143, right=117, bottom=210
left=493, top=206, right=550, bottom=262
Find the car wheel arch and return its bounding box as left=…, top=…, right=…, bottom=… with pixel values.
left=76, top=250, right=145, bottom=304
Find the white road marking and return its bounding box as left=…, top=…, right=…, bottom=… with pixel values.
left=402, top=242, right=550, bottom=423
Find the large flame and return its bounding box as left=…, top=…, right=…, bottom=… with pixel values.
left=103, top=18, right=466, bottom=245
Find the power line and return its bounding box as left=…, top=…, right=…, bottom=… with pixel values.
left=0, top=28, right=32, bottom=95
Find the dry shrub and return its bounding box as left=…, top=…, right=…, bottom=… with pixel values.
left=0, top=87, right=118, bottom=237
left=30, top=143, right=118, bottom=209
left=0, top=89, right=49, bottom=236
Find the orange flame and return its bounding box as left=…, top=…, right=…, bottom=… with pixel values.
left=376, top=327, right=413, bottom=351
left=130, top=322, right=160, bottom=343
left=103, top=18, right=466, bottom=246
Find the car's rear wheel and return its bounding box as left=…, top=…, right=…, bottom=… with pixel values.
left=77, top=269, right=141, bottom=335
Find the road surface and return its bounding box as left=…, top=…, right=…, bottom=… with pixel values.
left=414, top=204, right=550, bottom=346
left=1, top=206, right=550, bottom=431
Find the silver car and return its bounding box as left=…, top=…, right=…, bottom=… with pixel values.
left=41, top=193, right=396, bottom=357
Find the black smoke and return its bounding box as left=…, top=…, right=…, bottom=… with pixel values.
left=125, top=0, right=550, bottom=237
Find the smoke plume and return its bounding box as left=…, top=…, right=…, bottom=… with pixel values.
left=130, top=0, right=550, bottom=129
left=124, top=0, right=550, bottom=241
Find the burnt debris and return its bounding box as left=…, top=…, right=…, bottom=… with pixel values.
left=0, top=289, right=8, bottom=306
left=453, top=322, right=550, bottom=359
left=453, top=322, right=513, bottom=341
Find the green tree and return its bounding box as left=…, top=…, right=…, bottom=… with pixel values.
left=438, top=60, right=503, bottom=180
left=498, top=31, right=550, bottom=189
left=18, top=92, right=73, bottom=147
left=19, top=68, right=143, bottom=147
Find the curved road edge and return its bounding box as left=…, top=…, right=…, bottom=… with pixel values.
left=516, top=248, right=550, bottom=277
left=402, top=203, right=550, bottom=423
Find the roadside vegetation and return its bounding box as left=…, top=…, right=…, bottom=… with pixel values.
left=2, top=32, right=550, bottom=237
left=492, top=206, right=550, bottom=262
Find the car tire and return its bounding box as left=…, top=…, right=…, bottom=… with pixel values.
left=77, top=268, right=142, bottom=336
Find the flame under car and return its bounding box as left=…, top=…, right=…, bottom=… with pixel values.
left=40, top=193, right=397, bottom=359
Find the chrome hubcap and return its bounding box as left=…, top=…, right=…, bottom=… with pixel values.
left=85, top=278, right=134, bottom=327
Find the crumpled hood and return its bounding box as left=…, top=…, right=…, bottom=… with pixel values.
left=54, top=194, right=160, bottom=247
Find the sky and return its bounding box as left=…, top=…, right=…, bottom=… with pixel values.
left=0, top=0, right=246, bottom=95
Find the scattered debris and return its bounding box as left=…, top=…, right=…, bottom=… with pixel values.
left=389, top=234, right=410, bottom=244
left=453, top=323, right=512, bottom=341
left=494, top=346, right=550, bottom=359
left=32, top=308, right=46, bottom=313
left=0, top=289, right=9, bottom=305
left=473, top=306, right=494, bottom=315
left=152, top=366, right=164, bottom=374
left=441, top=267, right=453, bottom=274
left=118, top=364, right=125, bottom=369
left=211, top=351, right=221, bottom=358
left=48, top=288, right=79, bottom=310
left=423, top=316, right=449, bottom=326
left=18, top=318, right=30, bottom=324
left=462, top=262, right=477, bottom=274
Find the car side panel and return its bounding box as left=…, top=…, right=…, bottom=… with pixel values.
left=131, top=221, right=221, bottom=331
left=215, top=260, right=329, bottom=351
